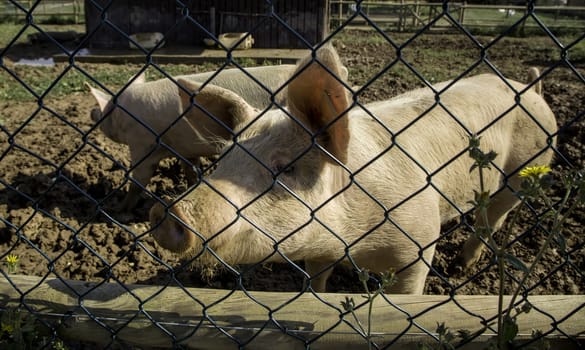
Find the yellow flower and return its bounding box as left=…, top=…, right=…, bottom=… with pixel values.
left=519, top=165, right=552, bottom=178
left=5, top=254, right=19, bottom=265
left=1, top=322, right=13, bottom=334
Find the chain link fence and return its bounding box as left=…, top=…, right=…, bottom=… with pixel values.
left=1, top=0, right=584, bottom=348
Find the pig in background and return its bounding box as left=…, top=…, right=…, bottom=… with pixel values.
left=149, top=45, right=557, bottom=294
left=86, top=64, right=297, bottom=211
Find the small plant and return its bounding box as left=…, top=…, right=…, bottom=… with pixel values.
left=51, top=339, right=67, bottom=350
left=467, top=135, right=584, bottom=349
left=419, top=136, right=581, bottom=349
left=0, top=307, right=68, bottom=350
left=4, top=254, right=19, bottom=274
left=1, top=307, right=39, bottom=349
left=418, top=322, right=465, bottom=350
left=341, top=269, right=396, bottom=349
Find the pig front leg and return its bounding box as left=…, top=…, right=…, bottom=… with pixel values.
left=456, top=185, right=522, bottom=270
left=116, top=147, right=166, bottom=211
left=180, top=158, right=202, bottom=187
left=119, top=182, right=144, bottom=211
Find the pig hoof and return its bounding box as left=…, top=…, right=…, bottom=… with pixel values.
left=446, top=260, right=465, bottom=276
left=450, top=252, right=481, bottom=275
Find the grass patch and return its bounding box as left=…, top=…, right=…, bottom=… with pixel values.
left=0, top=23, right=582, bottom=102
left=0, top=61, right=235, bottom=102
left=0, top=65, right=227, bottom=102
left=333, top=30, right=393, bottom=46
left=0, top=23, right=85, bottom=48
left=0, top=54, right=289, bottom=102
left=568, top=38, right=585, bottom=62
left=0, top=22, right=35, bottom=47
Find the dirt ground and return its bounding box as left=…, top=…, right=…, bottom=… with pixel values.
left=0, top=30, right=584, bottom=297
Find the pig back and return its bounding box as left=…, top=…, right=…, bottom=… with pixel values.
left=178, top=65, right=296, bottom=110
left=113, top=66, right=298, bottom=159
left=109, top=78, right=185, bottom=146
left=344, top=73, right=556, bottom=226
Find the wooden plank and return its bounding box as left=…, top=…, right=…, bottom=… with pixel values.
left=1, top=274, right=584, bottom=349
left=53, top=48, right=308, bottom=65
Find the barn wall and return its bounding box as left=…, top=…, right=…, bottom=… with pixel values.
left=84, top=0, right=329, bottom=49
left=85, top=0, right=178, bottom=49
left=214, top=0, right=329, bottom=48
left=567, top=0, right=585, bottom=6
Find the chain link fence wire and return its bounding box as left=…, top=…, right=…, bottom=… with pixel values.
left=0, top=0, right=584, bottom=348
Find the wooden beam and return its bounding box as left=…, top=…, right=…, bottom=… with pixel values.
left=53, top=48, right=309, bottom=65
left=1, top=275, right=584, bottom=349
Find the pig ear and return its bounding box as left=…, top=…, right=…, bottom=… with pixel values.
left=86, top=83, right=111, bottom=112
left=287, top=45, right=350, bottom=164
left=340, top=65, right=349, bottom=81
left=129, top=71, right=146, bottom=84
left=177, top=78, right=253, bottom=134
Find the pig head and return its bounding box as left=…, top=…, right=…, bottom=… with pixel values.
left=87, top=64, right=298, bottom=211
left=149, top=46, right=557, bottom=294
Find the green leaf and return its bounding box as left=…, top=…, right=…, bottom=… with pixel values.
left=380, top=269, right=396, bottom=289
left=468, top=135, right=481, bottom=149
left=436, top=322, right=447, bottom=335
left=521, top=302, right=532, bottom=314
left=554, top=232, right=567, bottom=255
left=485, top=150, right=498, bottom=163
left=341, top=296, right=355, bottom=312
left=502, top=316, right=519, bottom=342
left=358, top=269, right=370, bottom=284
left=504, top=253, right=529, bottom=273
left=457, top=329, right=472, bottom=341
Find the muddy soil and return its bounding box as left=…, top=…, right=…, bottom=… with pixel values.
left=0, top=31, right=584, bottom=297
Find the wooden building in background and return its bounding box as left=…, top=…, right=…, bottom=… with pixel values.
left=84, top=0, right=329, bottom=49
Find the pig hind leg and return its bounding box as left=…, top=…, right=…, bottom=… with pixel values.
left=458, top=146, right=554, bottom=269
left=458, top=185, right=522, bottom=269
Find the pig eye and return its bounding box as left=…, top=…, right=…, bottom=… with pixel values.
left=269, top=152, right=296, bottom=177
left=272, top=163, right=295, bottom=176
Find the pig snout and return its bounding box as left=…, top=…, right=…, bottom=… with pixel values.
left=149, top=201, right=197, bottom=254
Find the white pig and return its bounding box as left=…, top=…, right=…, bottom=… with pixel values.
left=149, top=46, right=557, bottom=294
left=87, top=64, right=297, bottom=211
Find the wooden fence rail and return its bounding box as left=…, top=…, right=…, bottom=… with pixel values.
left=1, top=275, right=584, bottom=349
left=329, top=1, right=585, bottom=32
